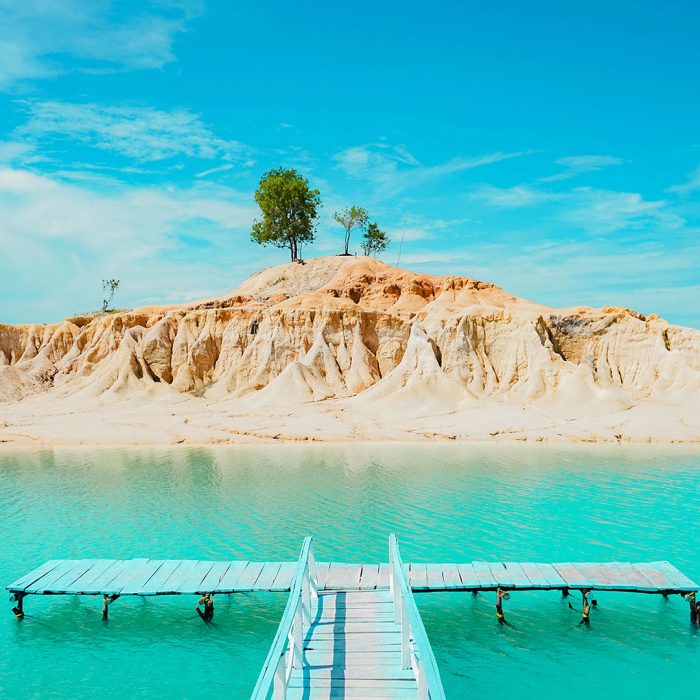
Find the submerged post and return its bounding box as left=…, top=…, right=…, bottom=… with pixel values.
left=580, top=589, right=591, bottom=626
left=496, top=588, right=509, bottom=624
left=688, top=592, right=699, bottom=625
left=11, top=592, right=25, bottom=620
left=102, top=594, right=119, bottom=621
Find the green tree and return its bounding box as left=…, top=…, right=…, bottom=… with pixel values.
left=333, top=205, right=368, bottom=255
left=251, top=168, right=321, bottom=262
left=101, top=279, right=119, bottom=312
left=361, top=223, right=390, bottom=257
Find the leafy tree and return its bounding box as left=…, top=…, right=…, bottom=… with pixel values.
left=101, top=279, right=119, bottom=312
left=333, top=205, right=368, bottom=255
left=251, top=168, right=321, bottom=262
left=361, top=223, right=390, bottom=257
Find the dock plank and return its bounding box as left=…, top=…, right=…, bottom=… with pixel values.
left=121, top=560, right=166, bottom=595
left=217, top=561, right=249, bottom=593
left=270, top=562, right=296, bottom=591
left=503, top=562, right=532, bottom=587
left=70, top=559, right=120, bottom=593
left=7, top=560, right=62, bottom=592
left=254, top=562, right=282, bottom=591
left=26, top=560, right=85, bottom=594
left=137, top=560, right=183, bottom=595
left=195, top=562, right=231, bottom=593
left=359, top=563, right=380, bottom=590
left=425, top=565, right=445, bottom=590
left=456, top=563, right=479, bottom=588
left=377, top=563, right=390, bottom=589
left=408, top=563, right=428, bottom=590
left=472, top=561, right=496, bottom=588
left=50, top=560, right=99, bottom=593
left=233, top=562, right=265, bottom=591
left=324, top=563, right=349, bottom=590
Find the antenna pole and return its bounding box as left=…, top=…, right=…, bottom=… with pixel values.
left=396, top=212, right=408, bottom=267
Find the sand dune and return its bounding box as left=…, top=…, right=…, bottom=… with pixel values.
left=1, top=255, right=699, bottom=445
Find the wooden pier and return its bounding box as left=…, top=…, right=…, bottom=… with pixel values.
left=7, top=539, right=699, bottom=699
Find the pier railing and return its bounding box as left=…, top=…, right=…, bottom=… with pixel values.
left=251, top=536, right=317, bottom=700
left=389, top=533, right=446, bottom=700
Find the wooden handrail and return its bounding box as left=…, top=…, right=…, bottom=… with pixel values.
left=251, top=537, right=317, bottom=699
left=389, top=534, right=446, bottom=700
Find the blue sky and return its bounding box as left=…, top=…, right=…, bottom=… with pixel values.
left=1, top=0, right=699, bottom=327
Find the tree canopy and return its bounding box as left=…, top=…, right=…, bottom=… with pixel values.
left=251, top=168, right=321, bottom=261
left=361, top=223, right=390, bottom=257
left=333, top=206, right=368, bottom=255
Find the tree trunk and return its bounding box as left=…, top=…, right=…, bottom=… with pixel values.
left=344, top=228, right=351, bottom=255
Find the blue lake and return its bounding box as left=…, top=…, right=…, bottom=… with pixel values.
left=1, top=444, right=699, bottom=698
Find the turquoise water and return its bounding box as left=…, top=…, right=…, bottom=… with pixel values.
left=1, top=444, right=699, bottom=699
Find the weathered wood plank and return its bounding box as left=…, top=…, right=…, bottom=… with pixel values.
left=649, top=561, right=698, bottom=591
left=408, top=563, right=428, bottom=590
left=324, top=563, right=350, bottom=590
left=456, top=563, right=479, bottom=588
left=26, top=560, right=85, bottom=594
left=440, top=564, right=462, bottom=589
left=136, top=559, right=183, bottom=595
left=487, top=562, right=513, bottom=587
left=270, top=562, right=296, bottom=591
left=377, top=563, right=390, bottom=588
left=68, top=560, right=118, bottom=593
left=48, top=560, right=98, bottom=594
left=254, top=562, right=282, bottom=591
left=195, top=561, right=231, bottom=593
left=534, top=563, right=567, bottom=587
left=7, top=560, right=62, bottom=592
left=315, top=562, right=331, bottom=590
left=216, top=561, right=249, bottom=593
left=232, top=562, right=265, bottom=591
left=80, top=560, right=129, bottom=594
left=425, top=564, right=445, bottom=589
left=503, top=562, right=532, bottom=587
left=472, top=561, right=496, bottom=588
left=121, top=560, right=166, bottom=595
left=358, top=563, right=380, bottom=590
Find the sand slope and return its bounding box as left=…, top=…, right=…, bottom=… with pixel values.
left=1, top=256, right=699, bottom=445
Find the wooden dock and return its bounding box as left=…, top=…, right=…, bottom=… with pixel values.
left=7, top=542, right=698, bottom=699
left=7, top=558, right=697, bottom=598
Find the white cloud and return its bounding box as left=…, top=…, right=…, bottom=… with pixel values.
left=668, top=166, right=700, bottom=194
left=565, top=187, right=684, bottom=234
left=0, top=166, right=263, bottom=323
left=332, top=142, right=528, bottom=196
left=17, top=100, right=249, bottom=163
left=195, top=164, right=235, bottom=178
left=539, top=155, right=625, bottom=182
left=469, top=185, right=563, bottom=208
left=0, top=0, right=199, bottom=90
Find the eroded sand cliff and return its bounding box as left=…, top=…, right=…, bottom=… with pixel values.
left=1, top=256, right=698, bottom=445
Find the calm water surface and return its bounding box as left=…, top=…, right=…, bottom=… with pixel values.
left=0, top=444, right=699, bottom=699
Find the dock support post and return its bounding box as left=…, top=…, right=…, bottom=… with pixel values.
left=562, top=587, right=570, bottom=598
left=11, top=593, right=25, bottom=620
left=102, top=594, right=119, bottom=621
left=580, top=590, right=591, bottom=626
left=496, top=588, right=509, bottom=624
left=687, top=592, right=698, bottom=625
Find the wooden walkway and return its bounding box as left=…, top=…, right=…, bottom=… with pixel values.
left=7, top=547, right=698, bottom=699
left=7, top=559, right=697, bottom=597
left=287, top=589, right=418, bottom=699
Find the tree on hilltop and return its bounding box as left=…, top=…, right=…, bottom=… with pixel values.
left=251, top=168, right=321, bottom=262
left=101, top=279, right=119, bottom=312
left=333, top=206, right=368, bottom=255
left=361, top=223, right=390, bottom=257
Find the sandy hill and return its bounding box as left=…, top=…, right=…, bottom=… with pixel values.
left=1, top=255, right=699, bottom=445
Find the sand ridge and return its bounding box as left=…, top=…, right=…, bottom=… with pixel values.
left=1, top=255, right=699, bottom=446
